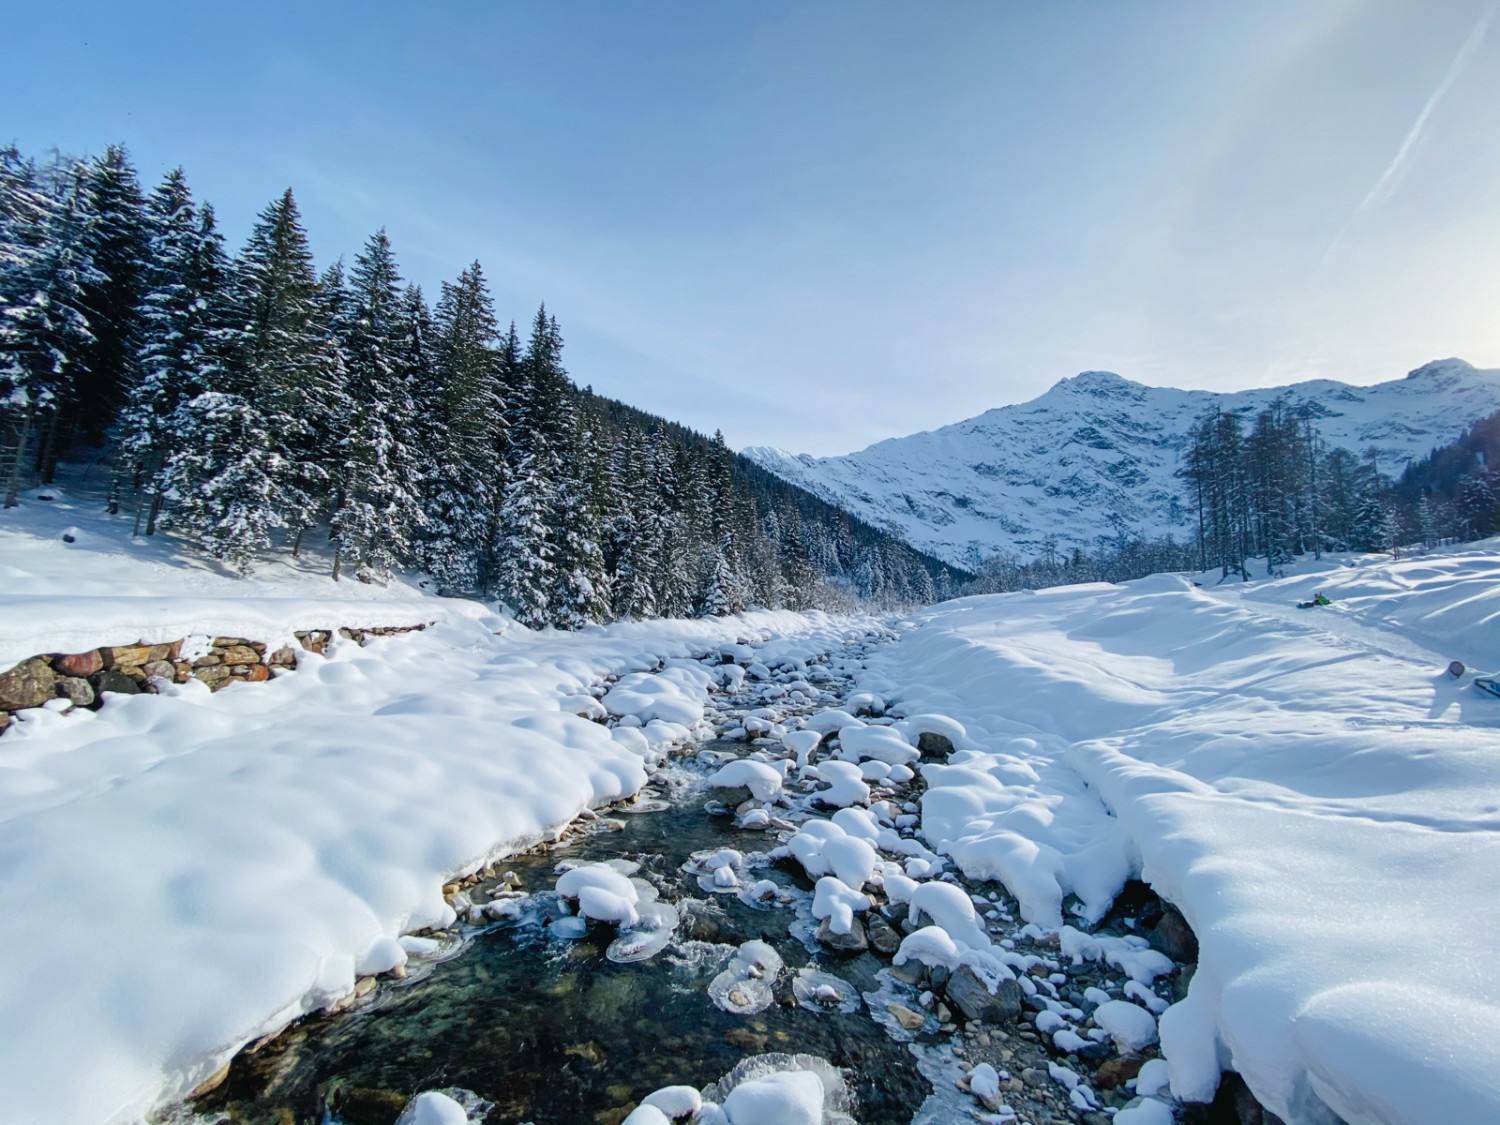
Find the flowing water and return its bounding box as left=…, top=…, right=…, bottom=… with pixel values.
left=196, top=747, right=932, bottom=1125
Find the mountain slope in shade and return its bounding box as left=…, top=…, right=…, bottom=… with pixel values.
left=744, top=358, right=1500, bottom=567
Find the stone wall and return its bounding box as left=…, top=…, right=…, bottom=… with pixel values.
left=0, top=624, right=428, bottom=737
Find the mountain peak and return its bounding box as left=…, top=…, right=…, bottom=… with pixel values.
left=1405, top=357, right=1476, bottom=382
left=1049, top=370, right=1146, bottom=400
left=744, top=362, right=1500, bottom=567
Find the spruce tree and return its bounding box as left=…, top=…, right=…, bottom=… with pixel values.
left=424, top=263, right=504, bottom=591
left=233, top=188, right=337, bottom=544
left=328, top=232, right=426, bottom=579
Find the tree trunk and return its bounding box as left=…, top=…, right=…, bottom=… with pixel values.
left=2, top=406, right=35, bottom=509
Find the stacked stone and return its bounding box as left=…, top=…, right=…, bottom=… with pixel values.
left=0, top=624, right=427, bottom=735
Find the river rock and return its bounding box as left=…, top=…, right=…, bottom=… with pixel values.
left=52, top=650, right=103, bottom=677
left=887, top=1003, right=926, bottom=1031
left=0, top=658, right=58, bottom=710
left=889, top=958, right=924, bottom=986
left=866, top=913, right=901, bottom=955
left=945, top=965, right=1022, bottom=1025
left=1093, top=1053, right=1146, bottom=1089
left=917, top=731, right=954, bottom=757
left=816, top=915, right=868, bottom=954
left=55, top=677, right=95, bottom=706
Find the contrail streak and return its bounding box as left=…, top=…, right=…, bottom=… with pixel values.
left=1351, top=1, right=1495, bottom=218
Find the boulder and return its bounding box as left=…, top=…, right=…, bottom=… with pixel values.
left=0, top=658, right=58, bottom=710
left=142, top=660, right=176, bottom=682
left=101, top=644, right=153, bottom=669
left=55, top=677, right=95, bottom=707
left=944, top=965, right=1022, bottom=1025
left=94, top=670, right=142, bottom=696
left=193, top=665, right=232, bottom=689
left=217, top=644, right=262, bottom=665
left=52, top=650, right=103, bottom=677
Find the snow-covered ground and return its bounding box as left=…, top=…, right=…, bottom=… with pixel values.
left=0, top=483, right=884, bottom=1125
left=862, top=542, right=1500, bottom=1125
left=6, top=469, right=1499, bottom=1125
left=0, top=474, right=445, bottom=669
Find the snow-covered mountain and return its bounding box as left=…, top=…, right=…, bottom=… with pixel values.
left=744, top=358, right=1500, bottom=567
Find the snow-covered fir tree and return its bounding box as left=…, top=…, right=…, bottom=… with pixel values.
left=120, top=169, right=232, bottom=535
left=423, top=262, right=505, bottom=592
left=156, top=392, right=283, bottom=573
left=327, top=231, right=426, bottom=579
left=0, top=151, right=102, bottom=507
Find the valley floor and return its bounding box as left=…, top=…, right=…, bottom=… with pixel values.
left=2, top=483, right=1497, bottom=1125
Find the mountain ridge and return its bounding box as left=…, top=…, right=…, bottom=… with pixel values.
left=743, top=358, right=1500, bottom=567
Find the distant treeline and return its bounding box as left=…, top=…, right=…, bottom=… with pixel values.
left=0, top=143, right=964, bottom=626
left=1181, top=397, right=1500, bottom=578
left=962, top=397, right=1500, bottom=596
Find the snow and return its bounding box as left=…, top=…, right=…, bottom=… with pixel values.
left=811, top=876, right=870, bottom=935
left=744, top=360, right=1500, bottom=564
left=720, top=1070, right=825, bottom=1125
left=395, top=1091, right=472, bottom=1125
left=1112, top=1098, right=1174, bottom=1125
left=705, top=759, right=784, bottom=802
left=864, top=541, right=1500, bottom=1125
left=836, top=723, right=918, bottom=766
left=968, top=1062, right=1001, bottom=1101
left=1093, top=999, right=1159, bottom=1052
left=808, top=760, right=870, bottom=808
left=640, top=1085, right=703, bottom=1118
left=0, top=498, right=882, bottom=1125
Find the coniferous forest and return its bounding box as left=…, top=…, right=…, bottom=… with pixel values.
left=0, top=143, right=964, bottom=626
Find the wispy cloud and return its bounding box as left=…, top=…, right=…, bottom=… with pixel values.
left=1352, top=2, right=1496, bottom=220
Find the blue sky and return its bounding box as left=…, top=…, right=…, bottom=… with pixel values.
left=7, top=1, right=1499, bottom=454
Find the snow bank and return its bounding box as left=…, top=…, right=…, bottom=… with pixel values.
left=0, top=533, right=876, bottom=1125
left=865, top=543, right=1500, bottom=1125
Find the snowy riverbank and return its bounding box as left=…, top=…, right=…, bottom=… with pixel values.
left=862, top=542, right=1500, bottom=1125
left=0, top=600, right=881, bottom=1125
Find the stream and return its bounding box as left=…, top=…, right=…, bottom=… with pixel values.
left=190, top=631, right=1190, bottom=1125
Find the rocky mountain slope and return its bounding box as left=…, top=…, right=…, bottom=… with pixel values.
left=744, top=359, right=1500, bottom=566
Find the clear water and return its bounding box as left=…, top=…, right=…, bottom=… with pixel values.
left=196, top=748, right=931, bottom=1125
